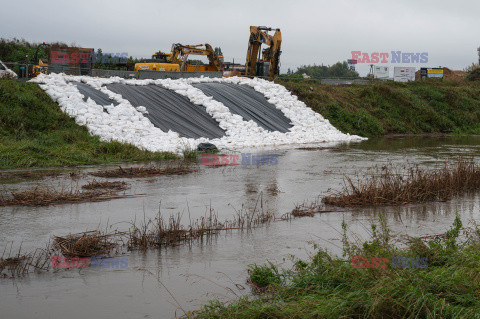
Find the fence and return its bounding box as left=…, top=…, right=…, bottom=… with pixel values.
left=81, top=69, right=223, bottom=79
left=91, top=69, right=137, bottom=79
left=1, top=63, right=224, bottom=80
left=138, top=70, right=222, bottom=80
left=278, top=76, right=374, bottom=85
left=2, top=62, right=376, bottom=85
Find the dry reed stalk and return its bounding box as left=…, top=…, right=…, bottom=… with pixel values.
left=53, top=231, right=118, bottom=257
left=82, top=180, right=128, bottom=191
left=129, top=198, right=276, bottom=250
left=323, top=158, right=480, bottom=207
left=0, top=184, right=130, bottom=207
left=0, top=244, right=53, bottom=278
left=90, top=162, right=198, bottom=178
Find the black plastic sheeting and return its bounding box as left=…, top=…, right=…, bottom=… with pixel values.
left=105, top=84, right=225, bottom=139
left=72, top=82, right=119, bottom=106
left=193, top=83, right=292, bottom=133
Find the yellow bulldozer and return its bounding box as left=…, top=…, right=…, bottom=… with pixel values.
left=134, top=43, right=223, bottom=72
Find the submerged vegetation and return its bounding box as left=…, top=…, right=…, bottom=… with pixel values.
left=53, top=232, right=119, bottom=258
left=279, top=79, right=480, bottom=137
left=81, top=180, right=128, bottom=191
left=0, top=181, right=130, bottom=206
left=323, top=157, right=480, bottom=207
left=0, top=245, right=51, bottom=278
left=0, top=196, right=278, bottom=277
left=196, top=215, right=480, bottom=318
left=129, top=204, right=275, bottom=250
left=90, top=162, right=198, bottom=178
left=0, top=79, right=175, bottom=169
left=1, top=193, right=326, bottom=278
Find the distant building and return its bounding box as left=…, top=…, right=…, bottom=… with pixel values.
left=49, top=46, right=94, bottom=75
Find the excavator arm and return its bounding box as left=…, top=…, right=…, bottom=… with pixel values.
left=245, top=26, right=282, bottom=80
left=170, top=43, right=223, bottom=72
left=204, top=44, right=223, bottom=71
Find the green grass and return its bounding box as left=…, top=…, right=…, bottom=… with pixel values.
left=279, top=79, right=480, bottom=137
left=0, top=79, right=176, bottom=169
left=196, top=214, right=480, bottom=318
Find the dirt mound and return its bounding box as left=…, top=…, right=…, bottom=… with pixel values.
left=443, top=68, right=466, bottom=81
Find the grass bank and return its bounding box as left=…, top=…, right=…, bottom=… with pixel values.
left=279, top=79, right=480, bottom=137
left=197, top=215, right=480, bottom=318
left=0, top=79, right=175, bottom=169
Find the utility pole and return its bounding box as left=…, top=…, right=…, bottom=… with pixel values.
left=25, top=54, right=29, bottom=80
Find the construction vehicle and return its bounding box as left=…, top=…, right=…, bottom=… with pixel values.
left=134, top=51, right=180, bottom=72
left=31, top=42, right=50, bottom=77
left=223, top=61, right=245, bottom=77
left=134, top=43, right=223, bottom=72
left=170, top=43, right=223, bottom=72
left=245, top=26, right=282, bottom=80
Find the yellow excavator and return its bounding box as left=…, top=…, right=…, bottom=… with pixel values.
left=134, top=43, right=223, bottom=72
left=31, top=42, right=50, bottom=77
left=170, top=43, right=223, bottom=72
left=245, top=26, right=282, bottom=80
left=134, top=50, right=179, bottom=72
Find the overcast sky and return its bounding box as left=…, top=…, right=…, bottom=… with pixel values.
left=1, top=0, right=479, bottom=75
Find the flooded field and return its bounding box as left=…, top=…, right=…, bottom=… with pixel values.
left=2, top=136, right=480, bottom=318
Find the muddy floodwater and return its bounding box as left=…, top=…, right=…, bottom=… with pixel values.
left=2, top=136, right=480, bottom=319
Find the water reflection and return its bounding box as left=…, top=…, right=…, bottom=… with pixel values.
left=2, top=136, right=480, bottom=318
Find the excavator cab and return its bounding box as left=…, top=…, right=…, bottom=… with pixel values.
left=151, top=51, right=171, bottom=63
left=245, top=26, right=282, bottom=80
left=255, top=61, right=270, bottom=77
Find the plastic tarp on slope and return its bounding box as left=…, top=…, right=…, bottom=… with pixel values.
left=193, top=83, right=293, bottom=133
left=73, top=82, right=119, bottom=106
left=32, top=74, right=366, bottom=154
left=105, top=84, right=225, bottom=139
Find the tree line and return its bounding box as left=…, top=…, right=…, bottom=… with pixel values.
left=285, top=61, right=359, bottom=78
